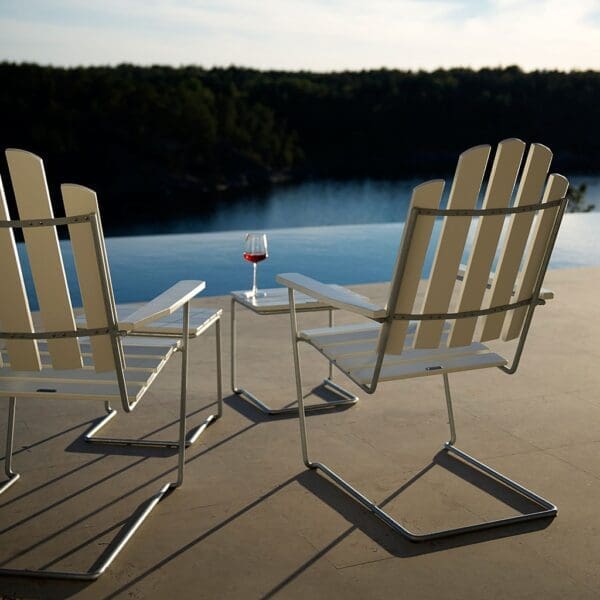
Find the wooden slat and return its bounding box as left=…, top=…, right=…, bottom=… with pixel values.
left=127, top=306, right=220, bottom=336
left=456, top=264, right=554, bottom=300
left=347, top=351, right=506, bottom=384
left=503, top=173, right=568, bottom=340
left=36, top=340, right=177, bottom=357
left=383, top=179, right=445, bottom=354
left=300, top=322, right=381, bottom=339
left=325, top=340, right=384, bottom=358
left=0, top=365, right=154, bottom=385
left=6, top=149, right=82, bottom=369
left=449, top=139, right=526, bottom=347
left=0, top=174, right=41, bottom=370
left=340, top=340, right=491, bottom=369
left=311, top=327, right=479, bottom=364
left=480, top=143, right=553, bottom=341
left=0, top=337, right=178, bottom=399
left=306, top=322, right=451, bottom=352
left=76, top=304, right=222, bottom=337
left=414, top=145, right=491, bottom=349
left=119, top=280, right=206, bottom=331
left=2, top=350, right=167, bottom=370
left=303, top=322, right=452, bottom=348
left=0, top=378, right=143, bottom=401
left=62, top=184, right=116, bottom=372
left=338, top=341, right=490, bottom=369
left=276, top=273, right=387, bottom=319
left=301, top=323, right=381, bottom=346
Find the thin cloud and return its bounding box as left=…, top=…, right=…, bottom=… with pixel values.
left=0, top=0, right=598, bottom=70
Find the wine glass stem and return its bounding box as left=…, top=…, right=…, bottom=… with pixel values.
left=252, top=262, right=258, bottom=296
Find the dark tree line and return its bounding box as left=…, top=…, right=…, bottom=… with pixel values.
left=0, top=63, right=598, bottom=227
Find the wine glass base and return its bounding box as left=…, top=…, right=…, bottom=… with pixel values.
left=243, top=290, right=269, bottom=299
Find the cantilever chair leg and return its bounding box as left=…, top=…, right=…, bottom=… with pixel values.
left=0, top=305, right=193, bottom=580
left=84, top=317, right=223, bottom=449
left=293, top=326, right=557, bottom=541
left=1, top=397, right=20, bottom=496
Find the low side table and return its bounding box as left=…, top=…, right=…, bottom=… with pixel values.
left=230, top=286, right=360, bottom=415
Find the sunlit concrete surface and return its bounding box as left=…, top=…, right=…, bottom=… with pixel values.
left=1, top=267, right=600, bottom=599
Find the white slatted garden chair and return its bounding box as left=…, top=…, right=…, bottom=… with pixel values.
left=0, top=149, right=222, bottom=579
left=277, top=139, right=568, bottom=541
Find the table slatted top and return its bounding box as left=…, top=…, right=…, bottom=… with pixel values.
left=231, top=285, right=368, bottom=315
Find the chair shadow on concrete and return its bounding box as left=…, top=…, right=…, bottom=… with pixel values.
left=68, top=400, right=221, bottom=458
left=225, top=384, right=357, bottom=423
left=0, top=402, right=228, bottom=598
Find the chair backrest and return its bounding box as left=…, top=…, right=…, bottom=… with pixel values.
left=0, top=149, right=120, bottom=373
left=379, top=139, right=568, bottom=356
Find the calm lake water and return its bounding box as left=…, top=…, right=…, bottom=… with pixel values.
left=16, top=176, right=600, bottom=304
left=117, top=175, right=600, bottom=236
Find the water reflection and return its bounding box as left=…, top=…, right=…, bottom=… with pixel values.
left=107, top=175, right=600, bottom=237
left=109, top=178, right=423, bottom=236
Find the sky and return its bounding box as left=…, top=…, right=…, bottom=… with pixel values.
left=0, top=0, right=599, bottom=72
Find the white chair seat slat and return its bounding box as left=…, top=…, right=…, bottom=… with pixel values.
left=449, top=139, right=526, bottom=347
left=348, top=351, right=507, bottom=385
left=304, top=326, right=505, bottom=384
left=6, top=150, right=82, bottom=370
left=75, top=303, right=222, bottom=338
left=0, top=378, right=144, bottom=400
left=480, top=144, right=553, bottom=342
left=335, top=342, right=489, bottom=370
left=304, top=321, right=453, bottom=350
left=303, top=323, right=381, bottom=347
left=0, top=339, right=177, bottom=397
left=333, top=339, right=490, bottom=369
left=302, top=325, right=500, bottom=381
left=2, top=351, right=166, bottom=371
left=415, top=145, right=491, bottom=349
left=0, top=366, right=152, bottom=385
left=36, top=339, right=178, bottom=357
left=320, top=340, right=381, bottom=358
left=0, top=175, right=41, bottom=371
left=131, top=306, right=221, bottom=336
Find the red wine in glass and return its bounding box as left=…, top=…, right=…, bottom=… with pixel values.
left=243, top=251, right=268, bottom=263
left=244, top=233, right=268, bottom=297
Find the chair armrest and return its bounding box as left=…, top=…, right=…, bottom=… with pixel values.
left=276, top=273, right=387, bottom=320
left=119, top=280, right=206, bottom=331
left=456, top=265, right=554, bottom=301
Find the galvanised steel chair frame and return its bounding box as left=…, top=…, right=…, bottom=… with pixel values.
left=0, top=149, right=220, bottom=579
left=278, top=140, right=568, bottom=542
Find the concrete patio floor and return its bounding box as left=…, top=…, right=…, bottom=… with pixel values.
left=1, top=266, right=600, bottom=599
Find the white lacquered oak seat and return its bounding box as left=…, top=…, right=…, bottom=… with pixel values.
left=75, top=301, right=222, bottom=338
left=277, top=139, right=569, bottom=543
left=0, top=339, right=178, bottom=400
left=299, top=324, right=506, bottom=384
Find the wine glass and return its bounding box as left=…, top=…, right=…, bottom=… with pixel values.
left=243, top=232, right=268, bottom=298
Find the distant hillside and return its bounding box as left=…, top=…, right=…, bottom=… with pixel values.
left=0, top=63, right=598, bottom=226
